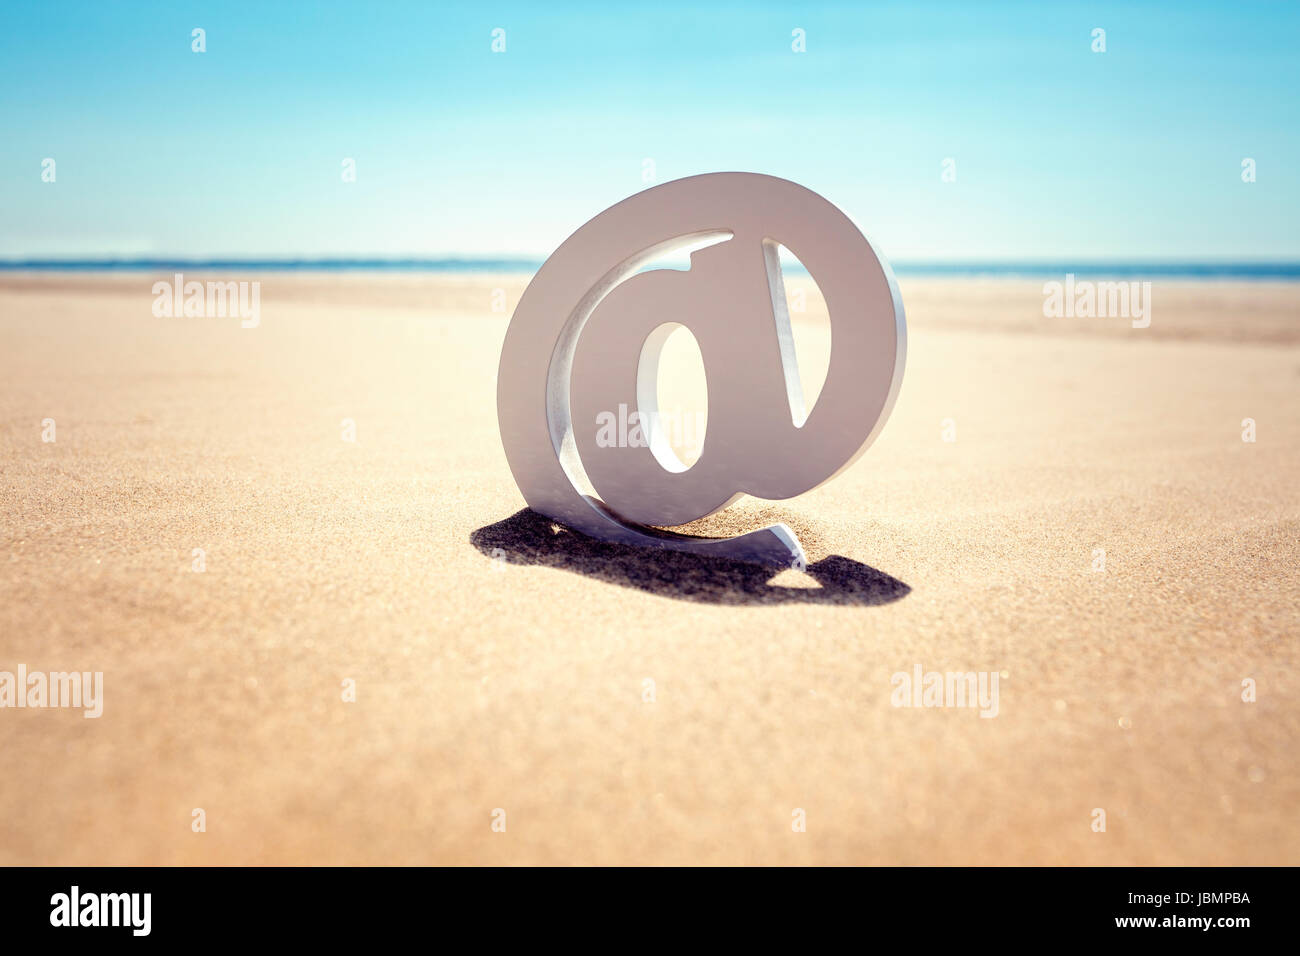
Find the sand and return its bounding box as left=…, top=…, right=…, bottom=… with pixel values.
left=1, top=272, right=1297, bottom=865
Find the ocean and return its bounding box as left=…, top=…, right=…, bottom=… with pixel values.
left=2, top=258, right=1299, bottom=280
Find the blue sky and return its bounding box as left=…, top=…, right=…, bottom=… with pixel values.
left=1, top=1, right=1297, bottom=260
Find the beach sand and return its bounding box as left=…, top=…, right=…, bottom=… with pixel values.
left=1, top=272, right=1297, bottom=865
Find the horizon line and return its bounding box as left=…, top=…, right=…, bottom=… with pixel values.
left=3, top=257, right=1300, bottom=280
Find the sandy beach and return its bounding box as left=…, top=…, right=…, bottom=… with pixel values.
left=1, top=272, right=1297, bottom=865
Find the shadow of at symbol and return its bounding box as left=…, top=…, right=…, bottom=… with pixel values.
left=470, top=509, right=911, bottom=607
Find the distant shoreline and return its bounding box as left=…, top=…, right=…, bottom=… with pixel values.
left=3, top=259, right=1300, bottom=280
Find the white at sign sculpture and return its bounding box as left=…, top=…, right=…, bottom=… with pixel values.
left=496, top=172, right=906, bottom=565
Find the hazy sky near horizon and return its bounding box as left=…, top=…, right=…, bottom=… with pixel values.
left=2, top=1, right=1297, bottom=261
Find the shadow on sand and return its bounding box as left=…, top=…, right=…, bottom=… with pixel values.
left=470, top=509, right=911, bottom=607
